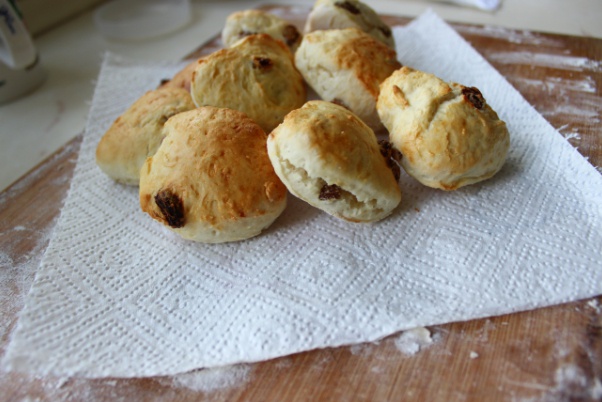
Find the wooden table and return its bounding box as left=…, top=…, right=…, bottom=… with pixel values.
left=1, top=5, right=601, bottom=401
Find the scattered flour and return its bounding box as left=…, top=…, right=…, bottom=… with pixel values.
left=0, top=220, right=56, bottom=340
left=394, top=327, right=433, bottom=356
left=371, top=366, right=384, bottom=374
left=542, top=104, right=601, bottom=121
left=0, top=219, right=66, bottom=400
left=469, top=351, right=479, bottom=359
left=509, top=364, right=601, bottom=402
left=513, top=76, right=596, bottom=94
left=165, top=364, right=252, bottom=393
left=488, top=51, right=602, bottom=72
left=349, top=343, right=368, bottom=356
left=591, top=378, right=602, bottom=400
left=0, top=145, right=74, bottom=400
left=554, top=365, right=587, bottom=388
left=562, top=130, right=581, bottom=142
left=274, top=357, right=293, bottom=369
left=586, top=299, right=600, bottom=314
left=476, top=319, right=496, bottom=343
left=309, top=353, right=334, bottom=372
left=349, top=341, right=379, bottom=356
left=455, top=24, right=562, bottom=47
left=547, top=364, right=602, bottom=400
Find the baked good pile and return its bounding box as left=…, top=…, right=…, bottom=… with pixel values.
left=95, top=0, right=510, bottom=243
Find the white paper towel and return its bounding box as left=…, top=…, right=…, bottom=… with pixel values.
left=3, top=10, right=602, bottom=378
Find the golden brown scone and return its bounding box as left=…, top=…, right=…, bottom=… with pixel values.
left=377, top=66, right=510, bottom=190
left=139, top=107, right=287, bottom=243
left=160, top=60, right=197, bottom=92
left=305, top=0, right=395, bottom=49
left=267, top=100, right=401, bottom=223
left=95, top=86, right=195, bottom=186
left=295, top=28, right=401, bottom=132
left=222, top=10, right=302, bottom=52
left=190, top=34, right=306, bottom=133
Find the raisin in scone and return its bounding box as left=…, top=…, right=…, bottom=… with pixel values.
left=267, top=100, right=401, bottom=223
left=295, top=28, right=401, bottom=132
left=377, top=66, right=510, bottom=190
left=95, top=86, right=195, bottom=185
left=222, top=10, right=302, bottom=52
left=140, top=107, right=287, bottom=243
left=305, top=0, right=394, bottom=49
left=190, top=34, right=306, bottom=133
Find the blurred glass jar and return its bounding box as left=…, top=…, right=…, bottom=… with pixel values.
left=94, top=0, right=192, bottom=41
left=0, top=0, right=46, bottom=104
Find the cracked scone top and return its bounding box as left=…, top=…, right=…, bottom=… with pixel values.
left=95, top=86, right=195, bottom=186
left=222, top=9, right=302, bottom=52
left=377, top=67, right=510, bottom=190
left=267, top=100, right=402, bottom=223
left=190, top=33, right=306, bottom=133
left=139, top=107, right=287, bottom=243
left=295, top=27, right=401, bottom=132
left=304, top=0, right=395, bottom=49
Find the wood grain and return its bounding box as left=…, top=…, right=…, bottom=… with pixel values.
left=1, top=6, right=601, bottom=402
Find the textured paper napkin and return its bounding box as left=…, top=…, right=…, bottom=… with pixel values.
left=4, top=10, right=602, bottom=378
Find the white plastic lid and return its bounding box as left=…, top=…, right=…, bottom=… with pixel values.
left=94, top=0, right=191, bottom=41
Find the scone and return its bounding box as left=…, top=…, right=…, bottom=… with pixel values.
left=267, top=100, right=401, bottom=223
left=295, top=28, right=401, bottom=132
left=222, top=9, right=302, bottom=52
left=95, top=86, right=195, bottom=185
left=139, top=107, right=287, bottom=243
left=377, top=66, right=510, bottom=190
left=304, top=0, right=395, bottom=49
left=190, top=34, right=306, bottom=133
left=160, top=60, right=197, bottom=92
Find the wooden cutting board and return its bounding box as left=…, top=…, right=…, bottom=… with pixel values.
left=1, top=5, right=601, bottom=402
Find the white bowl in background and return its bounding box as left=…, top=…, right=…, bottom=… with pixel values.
left=94, top=0, right=192, bottom=41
